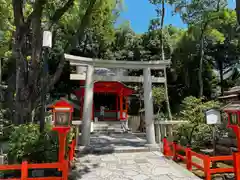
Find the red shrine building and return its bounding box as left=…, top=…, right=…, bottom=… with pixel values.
left=74, top=68, right=135, bottom=121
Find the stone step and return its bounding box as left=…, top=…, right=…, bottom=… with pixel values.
left=76, top=145, right=161, bottom=154
left=93, top=122, right=124, bottom=133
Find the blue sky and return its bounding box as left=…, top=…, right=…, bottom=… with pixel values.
left=116, top=0, right=236, bottom=33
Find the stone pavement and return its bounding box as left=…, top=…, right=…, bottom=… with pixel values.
left=78, top=133, right=160, bottom=154
left=70, top=151, right=201, bottom=180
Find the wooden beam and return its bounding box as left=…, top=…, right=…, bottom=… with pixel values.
left=70, top=74, right=165, bottom=83
left=65, top=54, right=170, bottom=69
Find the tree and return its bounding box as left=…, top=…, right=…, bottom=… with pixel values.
left=7, top=0, right=122, bottom=126
left=235, top=0, right=240, bottom=26
left=152, top=86, right=165, bottom=114
left=149, top=0, right=173, bottom=120
left=205, top=9, right=240, bottom=95
left=174, top=0, right=227, bottom=97
left=11, top=0, right=78, bottom=125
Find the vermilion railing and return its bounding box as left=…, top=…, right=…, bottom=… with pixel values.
left=0, top=139, right=76, bottom=180
left=163, top=137, right=240, bottom=180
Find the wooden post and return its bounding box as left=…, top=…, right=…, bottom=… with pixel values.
left=233, top=151, right=240, bottom=180
left=186, top=146, right=192, bottom=171
left=204, top=155, right=211, bottom=180
left=21, top=161, right=28, bottom=180
left=172, top=141, right=177, bottom=161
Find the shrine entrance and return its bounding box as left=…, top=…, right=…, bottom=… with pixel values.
left=65, top=53, right=170, bottom=146
left=75, top=81, right=134, bottom=121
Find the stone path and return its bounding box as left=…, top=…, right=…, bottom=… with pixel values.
left=70, top=151, right=201, bottom=180
left=78, top=133, right=160, bottom=154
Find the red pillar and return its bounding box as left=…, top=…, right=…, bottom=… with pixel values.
left=58, top=132, right=68, bottom=163
left=233, top=151, right=240, bottom=180
left=80, top=97, right=82, bottom=119
left=92, top=99, right=94, bottom=121
left=120, top=94, right=123, bottom=120
left=204, top=155, right=211, bottom=180
left=232, top=126, right=240, bottom=151
left=186, top=146, right=192, bottom=171
left=68, top=139, right=76, bottom=162
left=62, top=160, right=69, bottom=180
left=125, top=96, right=128, bottom=119
left=21, top=161, right=28, bottom=180
left=116, top=94, right=119, bottom=120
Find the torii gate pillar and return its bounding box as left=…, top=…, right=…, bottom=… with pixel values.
left=143, top=68, right=156, bottom=145
left=80, top=65, right=94, bottom=145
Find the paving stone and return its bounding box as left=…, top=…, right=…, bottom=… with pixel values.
left=95, top=168, right=113, bottom=178
left=101, top=155, right=118, bottom=162
left=118, top=164, right=140, bottom=170
left=120, top=159, right=136, bottom=165
left=131, top=174, right=150, bottom=180
left=74, top=136, right=200, bottom=180
left=74, top=150, right=201, bottom=179
left=134, top=158, right=149, bottom=163
left=151, top=167, right=172, bottom=176
left=149, top=175, right=173, bottom=180
left=138, top=166, right=153, bottom=175
left=123, top=170, right=140, bottom=176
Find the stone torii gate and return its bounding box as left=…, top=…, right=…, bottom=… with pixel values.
left=65, top=54, right=171, bottom=146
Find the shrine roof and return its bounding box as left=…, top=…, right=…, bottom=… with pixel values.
left=222, top=102, right=240, bottom=111
left=75, top=81, right=135, bottom=96
left=224, top=86, right=240, bottom=95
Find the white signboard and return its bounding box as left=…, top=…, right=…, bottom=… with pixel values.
left=42, top=31, right=52, bottom=48
left=205, top=109, right=221, bottom=125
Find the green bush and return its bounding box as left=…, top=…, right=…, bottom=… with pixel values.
left=8, top=123, right=74, bottom=164
left=174, top=96, right=222, bottom=149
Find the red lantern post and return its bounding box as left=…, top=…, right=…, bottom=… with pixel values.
left=224, top=109, right=240, bottom=151
left=52, top=100, right=73, bottom=162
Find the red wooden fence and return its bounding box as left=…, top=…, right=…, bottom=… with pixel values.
left=163, top=137, right=240, bottom=180
left=0, top=139, right=76, bottom=180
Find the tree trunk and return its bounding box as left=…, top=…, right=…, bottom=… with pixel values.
left=188, top=124, right=198, bottom=145
left=219, top=60, right=224, bottom=96
left=198, top=37, right=204, bottom=98
left=10, top=0, right=77, bottom=125
left=159, top=0, right=172, bottom=121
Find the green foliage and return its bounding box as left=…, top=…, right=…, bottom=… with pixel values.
left=152, top=87, right=165, bottom=105
left=174, top=96, right=221, bottom=148
left=0, top=0, right=13, bottom=58
left=180, top=96, right=220, bottom=124
left=152, top=86, right=165, bottom=113
left=7, top=123, right=75, bottom=164
left=0, top=108, right=14, bottom=141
